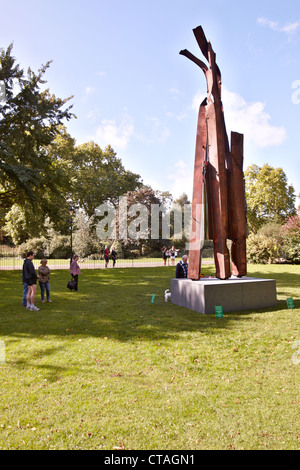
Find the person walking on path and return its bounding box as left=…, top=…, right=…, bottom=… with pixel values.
left=23, top=251, right=40, bottom=311
left=111, top=248, right=117, bottom=267
left=70, top=255, right=81, bottom=291
left=38, top=259, right=52, bottom=303
left=104, top=246, right=109, bottom=268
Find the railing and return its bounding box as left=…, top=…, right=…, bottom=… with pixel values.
left=0, top=247, right=214, bottom=271
left=0, top=254, right=179, bottom=270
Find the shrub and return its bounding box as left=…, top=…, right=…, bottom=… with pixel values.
left=48, top=235, right=70, bottom=259
left=247, top=233, right=280, bottom=264
left=110, top=241, right=124, bottom=259
left=18, top=237, right=48, bottom=259
left=281, top=215, right=300, bottom=264
left=18, top=235, right=70, bottom=259
left=258, top=222, right=283, bottom=243
left=202, top=240, right=214, bottom=258
left=86, top=253, right=102, bottom=260
left=282, top=243, right=300, bottom=264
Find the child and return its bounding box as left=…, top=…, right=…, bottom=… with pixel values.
left=38, top=259, right=51, bottom=302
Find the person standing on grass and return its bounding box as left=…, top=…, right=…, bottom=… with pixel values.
left=70, top=255, right=81, bottom=291
left=170, top=245, right=177, bottom=266
left=161, top=245, right=168, bottom=266
left=22, top=261, right=29, bottom=307
left=104, top=245, right=109, bottom=268
left=23, top=251, right=40, bottom=311
left=111, top=248, right=117, bottom=267
left=38, top=259, right=52, bottom=303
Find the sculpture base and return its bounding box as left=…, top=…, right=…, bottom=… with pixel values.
left=170, top=277, right=277, bottom=314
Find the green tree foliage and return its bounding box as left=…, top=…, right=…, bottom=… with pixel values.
left=121, top=186, right=162, bottom=256
left=257, top=222, right=284, bottom=244
left=72, top=212, right=103, bottom=258
left=3, top=204, right=29, bottom=245
left=245, top=164, right=296, bottom=232
left=3, top=127, right=76, bottom=243
left=0, top=43, right=141, bottom=244
left=170, top=192, right=191, bottom=251
left=71, top=142, right=142, bottom=217
left=0, top=44, right=74, bottom=212
left=18, top=217, right=71, bottom=259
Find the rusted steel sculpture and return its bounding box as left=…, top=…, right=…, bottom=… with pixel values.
left=180, top=26, right=247, bottom=280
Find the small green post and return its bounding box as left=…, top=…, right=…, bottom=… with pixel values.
left=215, top=305, right=223, bottom=318
left=286, top=297, right=295, bottom=309
left=151, top=294, right=155, bottom=304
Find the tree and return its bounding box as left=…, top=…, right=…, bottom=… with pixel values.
left=70, top=142, right=142, bottom=217
left=1, top=126, right=77, bottom=243
left=173, top=193, right=190, bottom=208
left=169, top=193, right=191, bottom=251
left=105, top=185, right=169, bottom=256
left=245, top=164, right=296, bottom=232
left=120, top=186, right=160, bottom=255
left=3, top=203, right=29, bottom=245
left=72, top=211, right=103, bottom=258
left=0, top=44, right=74, bottom=212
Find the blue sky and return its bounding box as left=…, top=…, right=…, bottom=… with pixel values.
left=1, top=0, right=300, bottom=204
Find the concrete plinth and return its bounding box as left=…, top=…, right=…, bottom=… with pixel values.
left=170, top=277, right=277, bottom=314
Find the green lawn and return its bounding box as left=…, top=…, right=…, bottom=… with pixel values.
left=0, top=264, right=299, bottom=450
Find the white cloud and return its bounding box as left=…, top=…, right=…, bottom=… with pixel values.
left=94, top=114, right=135, bottom=150
left=257, top=17, right=279, bottom=31
left=169, top=87, right=182, bottom=95
left=191, top=87, right=286, bottom=148
left=85, top=86, right=95, bottom=96
left=143, top=116, right=170, bottom=143
left=281, top=21, right=300, bottom=34
left=166, top=159, right=193, bottom=200
left=191, top=90, right=206, bottom=111
left=222, top=88, right=286, bottom=148
left=93, top=112, right=170, bottom=151
left=257, top=17, right=300, bottom=35
left=166, top=111, right=188, bottom=122
left=81, top=86, right=96, bottom=103
left=169, top=87, right=184, bottom=100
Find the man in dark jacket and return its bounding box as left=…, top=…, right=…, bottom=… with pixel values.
left=175, top=255, right=188, bottom=278
left=22, top=251, right=40, bottom=311
left=22, top=265, right=29, bottom=307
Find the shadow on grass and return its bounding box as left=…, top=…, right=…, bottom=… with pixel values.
left=0, top=267, right=298, bottom=345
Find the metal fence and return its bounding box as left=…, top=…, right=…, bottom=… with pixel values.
left=0, top=247, right=214, bottom=271
left=0, top=250, right=177, bottom=270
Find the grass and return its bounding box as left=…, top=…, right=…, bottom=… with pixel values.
left=0, top=264, right=299, bottom=450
